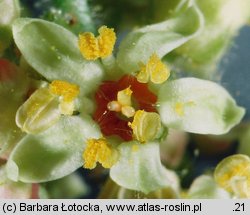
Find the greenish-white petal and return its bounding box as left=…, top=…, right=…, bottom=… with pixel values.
left=116, top=1, right=204, bottom=74
left=12, top=18, right=104, bottom=95
left=158, top=78, right=245, bottom=134
left=110, top=141, right=179, bottom=194
left=0, top=0, right=20, bottom=54
left=187, top=175, right=230, bottom=199
left=6, top=115, right=101, bottom=183
left=0, top=0, right=20, bottom=25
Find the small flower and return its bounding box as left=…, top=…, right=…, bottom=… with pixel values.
left=214, top=154, right=250, bottom=198
left=7, top=14, right=244, bottom=194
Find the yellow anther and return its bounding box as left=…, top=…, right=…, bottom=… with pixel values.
left=129, top=110, right=161, bottom=143
left=49, top=80, right=80, bottom=115
left=137, top=53, right=170, bottom=84
left=214, top=154, right=250, bottom=198
left=107, top=86, right=135, bottom=118
left=78, top=26, right=116, bottom=60
left=83, top=138, right=118, bottom=169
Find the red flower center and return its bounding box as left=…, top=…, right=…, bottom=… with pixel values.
left=93, top=75, right=157, bottom=141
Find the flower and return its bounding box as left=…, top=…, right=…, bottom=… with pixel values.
left=2, top=1, right=245, bottom=195
left=214, top=154, right=250, bottom=198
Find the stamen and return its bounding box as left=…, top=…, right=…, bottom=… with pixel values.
left=78, top=26, right=116, bottom=60
left=137, top=53, right=170, bottom=84
left=49, top=80, right=80, bottom=115
left=129, top=110, right=161, bottom=143
left=83, top=138, right=118, bottom=169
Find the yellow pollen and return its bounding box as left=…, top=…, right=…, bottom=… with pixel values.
left=129, top=110, right=161, bottom=143
left=175, top=102, right=184, bottom=116
left=107, top=86, right=135, bottom=118
left=137, top=53, right=170, bottom=84
left=83, top=138, right=118, bottom=169
left=49, top=80, right=80, bottom=115
left=50, top=80, right=80, bottom=102
left=78, top=26, right=116, bottom=60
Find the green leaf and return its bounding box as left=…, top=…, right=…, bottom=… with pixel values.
left=6, top=115, right=101, bottom=183
left=12, top=18, right=104, bottom=95
left=110, top=141, right=179, bottom=194
left=187, top=175, right=230, bottom=199
left=158, top=78, right=245, bottom=134
left=116, top=1, right=204, bottom=74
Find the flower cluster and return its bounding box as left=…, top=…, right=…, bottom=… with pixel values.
left=1, top=0, right=250, bottom=199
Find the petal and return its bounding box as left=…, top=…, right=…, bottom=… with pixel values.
left=12, top=18, right=104, bottom=95
left=0, top=165, right=32, bottom=199
left=116, top=1, right=204, bottom=73
left=110, top=141, right=179, bottom=194
left=158, top=78, right=245, bottom=134
left=0, top=0, right=20, bottom=25
left=6, top=115, right=101, bottom=182
left=187, top=175, right=230, bottom=199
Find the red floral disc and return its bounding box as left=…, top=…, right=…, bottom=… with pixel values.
left=93, top=75, right=157, bottom=141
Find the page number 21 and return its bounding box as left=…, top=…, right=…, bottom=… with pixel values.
left=233, top=203, right=244, bottom=212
